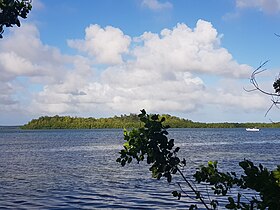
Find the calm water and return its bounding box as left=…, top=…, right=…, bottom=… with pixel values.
left=0, top=128, right=279, bottom=209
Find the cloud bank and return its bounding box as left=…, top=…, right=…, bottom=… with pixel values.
left=0, top=19, right=267, bottom=123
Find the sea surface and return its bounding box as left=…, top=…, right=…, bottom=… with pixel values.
left=0, top=127, right=279, bottom=209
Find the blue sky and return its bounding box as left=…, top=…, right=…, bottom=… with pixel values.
left=1, top=0, right=280, bottom=125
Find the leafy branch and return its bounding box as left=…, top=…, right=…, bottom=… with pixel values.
left=116, top=109, right=211, bottom=209
left=117, top=109, right=280, bottom=209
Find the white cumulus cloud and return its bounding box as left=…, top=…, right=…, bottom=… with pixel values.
left=68, top=24, right=131, bottom=65
left=132, top=20, right=251, bottom=78
left=0, top=24, right=91, bottom=117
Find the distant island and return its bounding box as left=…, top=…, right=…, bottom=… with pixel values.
left=21, top=114, right=280, bottom=129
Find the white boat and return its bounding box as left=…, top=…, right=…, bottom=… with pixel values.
left=246, top=128, right=260, bottom=132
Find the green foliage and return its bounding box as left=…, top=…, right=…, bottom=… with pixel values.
left=273, top=166, right=280, bottom=187
left=22, top=113, right=280, bottom=129
left=117, top=110, right=212, bottom=209
left=117, top=109, right=186, bottom=183
left=117, top=110, right=280, bottom=210
left=21, top=114, right=143, bottom=129
left=194, top=161, right=238, bottom=196
left=195, top=160, right=280, bottom=209
left=0, top=0, right=32, bottom=38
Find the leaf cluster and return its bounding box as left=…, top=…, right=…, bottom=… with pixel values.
left=116, top=109, right=186, bottom=183
left=0, top=0, right=32, bottom=38
left=194, top=161, right=239, bottom=196
left=194, top=160, right=280, bottom=209
left=273, top=77, right=280, bottom=94
left=117, top=109, right=212, bottom=209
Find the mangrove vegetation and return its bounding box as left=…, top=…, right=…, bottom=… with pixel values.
left=21, top=114, right=280, bottom=129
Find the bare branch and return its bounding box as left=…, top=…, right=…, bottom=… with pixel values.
left=265, top=101, right=275, bottom=117
left=177, top=182, right=195, bottom=200
left=246, top=61, right=280, bottom=116
left=243, top=87, right=258, bottom=92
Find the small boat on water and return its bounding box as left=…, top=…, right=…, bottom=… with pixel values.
left=246, top=128, right=260, bottom=132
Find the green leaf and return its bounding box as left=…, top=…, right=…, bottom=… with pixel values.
left=172, top=191, right=178, bottom=197
left=121, top=159, right=126, bottom=166
left=172, top=191, right=181, bottom=200
left=171, top=167, right=177, bottom=174
left=181, top=158, right=186, bottom=166
left=140, top=109, right=146, bottom=115
left=167, top=173, right=172, bottom=183
left=151, top=114, right=159, bottom=121
left=189, top=204, right=197, bottom=210
left=174, top=147, right=180, bottom=153
left=210, top=199, right=219, bottom=208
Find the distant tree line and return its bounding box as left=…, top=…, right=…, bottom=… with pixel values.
left=21, top=114, right=280, bottom=129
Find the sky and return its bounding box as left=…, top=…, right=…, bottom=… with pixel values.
left=1, top=0, right=280, bottom=125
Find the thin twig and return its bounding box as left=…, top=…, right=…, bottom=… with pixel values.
left=176, top=166, right=211, bottom=210
left=265, top=102, right=275, bottom=117
left=245, top=60, right=280, bottom=116
left=205, top=184, right=212, bottom=207
left=177, top=182, right=197, bottom=200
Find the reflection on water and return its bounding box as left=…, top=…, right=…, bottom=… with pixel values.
left=0, top=128, right=279, bottom=209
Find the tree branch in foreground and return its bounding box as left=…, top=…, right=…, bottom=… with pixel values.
left=116, top=110, right=280, bottom=209
left=244, top=61, right=280, bottom=116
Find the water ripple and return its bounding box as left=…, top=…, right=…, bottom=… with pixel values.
left=0, top=128, right=279, bottom=209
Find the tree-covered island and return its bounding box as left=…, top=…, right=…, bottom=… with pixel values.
left=21, top=114, right=280, bottom=129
